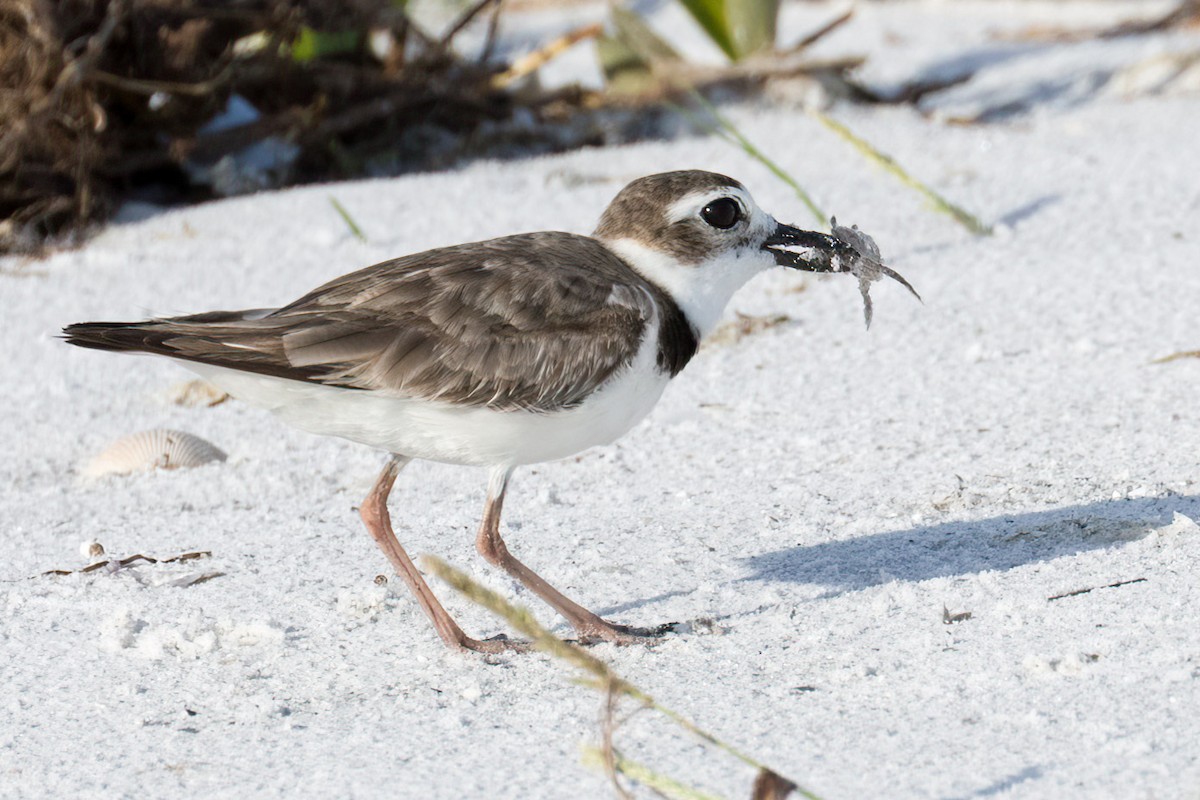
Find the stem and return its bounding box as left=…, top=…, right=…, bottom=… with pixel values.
left=329, top=196, right=367, bottom=242
left=423, top=556, right=823, bottom=800
left=809, top=110, right=992, bottom=235
left=680, top=90, right=827, bottom=226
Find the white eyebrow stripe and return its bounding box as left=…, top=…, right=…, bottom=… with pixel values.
left=666, top=187, right=753, bottom=225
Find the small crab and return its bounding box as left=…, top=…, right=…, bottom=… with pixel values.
left=765, top=218, right=921, bottom=328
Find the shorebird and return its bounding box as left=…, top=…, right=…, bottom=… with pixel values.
left=64, top=170, right=885, bottom=653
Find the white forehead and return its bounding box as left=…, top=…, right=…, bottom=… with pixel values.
left=665, top=185, right=760, bottom=225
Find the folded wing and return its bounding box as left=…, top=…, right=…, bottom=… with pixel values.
left=63, top=233, right=656, bottom=412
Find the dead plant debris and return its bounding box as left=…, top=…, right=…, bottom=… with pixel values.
left=0, top=0, right=519, bottom=254
left=942, top=605, right=973, bottom=624
left=708, top=312, right=792, bottom=347
left=43, top=550, right=212, bottom=577
left=1152, top=350, right=1200, bottom=364
left=1047, top=578, right=1147, bottom=602
left=1, top=0, right=872, bottom=254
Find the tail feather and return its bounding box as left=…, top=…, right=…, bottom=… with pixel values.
left=62, top=320, right=173, bottom=354
left=60, top=309, right=323, bottom=384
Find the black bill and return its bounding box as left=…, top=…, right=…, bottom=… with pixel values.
left=764, top=219, right=921, bottom=329
left=763, top=222, right=860, bottom=273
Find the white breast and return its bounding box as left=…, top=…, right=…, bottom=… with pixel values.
left=182, top=325, right=671, bottom=468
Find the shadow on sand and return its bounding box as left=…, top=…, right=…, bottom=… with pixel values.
left=739, top=494, right=1197, bottom=594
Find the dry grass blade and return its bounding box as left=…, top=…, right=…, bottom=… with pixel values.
left=1151, top=350, right=1200, bottom=364
left=601, top=683, right=634, bottom=800
left=423, top=556, right=823, bottom=800
left=422, top=556, right=624, bottom=684
left=582, top=748, right=724, bottom=800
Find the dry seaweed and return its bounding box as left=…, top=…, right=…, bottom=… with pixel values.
left=0, top=0, right=516, bottom=254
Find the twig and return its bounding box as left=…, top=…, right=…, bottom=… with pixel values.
left=789, top=8, right=855, bottom=52
left=492, top=23, right=604, bottom=88
left=1100, top=0, right=1200, bottom=38
left=439, top=0, right=501, bottom=51
left=40, top=551, right=212, bottom=578
left=39, top=0, right=126, bottom=113
left=810, top=110, right=993, bottom=235
left=479, top=0, right=506, bottom=64
left=89, top=63, right=235, bottom=97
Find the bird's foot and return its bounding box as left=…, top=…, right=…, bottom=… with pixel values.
left=456, top=632, right=533, bottom=654
left=574, top=619, right=681, bottom=647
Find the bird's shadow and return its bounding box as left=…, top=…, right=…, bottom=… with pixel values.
left=739, top=494, right=1197, bottom=595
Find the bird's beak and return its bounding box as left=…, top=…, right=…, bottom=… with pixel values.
left=762, top=222, right=856, bottom=273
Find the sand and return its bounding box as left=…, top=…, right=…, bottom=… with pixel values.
left=2, top=2, right=1198, bottom=797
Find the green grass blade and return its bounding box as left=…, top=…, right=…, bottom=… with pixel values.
left=677, top=0, right=780, bottom=61
left=678, top=0, right=739, bottom=60
left=810, top=110, right=992, bottom=235
left=681, top=90, right=826, bottom=226
left=291, top=27, right=362, bottom=63
left=329, top=196, right=367, bottom=242
left=612, top=5, right=682, bottom=64
left=725, top=0, right=780, bottom=59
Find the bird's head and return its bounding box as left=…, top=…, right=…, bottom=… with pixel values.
left=594, top=170, right=845, bottom=337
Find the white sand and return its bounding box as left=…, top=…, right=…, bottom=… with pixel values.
left=3, top=2, right=1199, bottom=798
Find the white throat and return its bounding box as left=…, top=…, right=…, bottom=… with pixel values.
left=604, top=238, right=767, bottom=339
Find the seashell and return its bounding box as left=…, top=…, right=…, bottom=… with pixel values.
left=164, top=379, right=230, bottom=408
left=79, top=539, right=105, bottom=559
left=83, top=429, right=227, bottom=479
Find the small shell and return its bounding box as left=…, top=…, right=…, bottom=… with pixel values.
left=83, top=429, right=227, bottom=479
left=79, top=539, right=105, bottom=559
left=164, top=379, right=230, bottom=408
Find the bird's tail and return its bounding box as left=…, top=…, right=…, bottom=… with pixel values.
left=61, top=308, right=297, bottom=375
left=63, top=320, right=170, bottom=355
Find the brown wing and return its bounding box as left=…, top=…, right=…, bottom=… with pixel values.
left=63, top=233, right=657, bottom=412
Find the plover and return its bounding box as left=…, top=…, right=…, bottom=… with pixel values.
left=64, top=170, right=895, bottom=653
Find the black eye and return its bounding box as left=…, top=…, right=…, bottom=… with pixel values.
left=700, top=198, right=741, bottom=229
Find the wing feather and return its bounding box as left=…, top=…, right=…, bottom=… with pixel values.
left=73, top=233, right=659, bottom=412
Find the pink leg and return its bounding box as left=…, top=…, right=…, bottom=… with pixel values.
left=360, top=457, right=521, bottom=654
left=474, top=467, right=672, bottom=645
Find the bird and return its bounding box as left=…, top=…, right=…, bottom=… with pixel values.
left=64, top=170, right=865, bottom=654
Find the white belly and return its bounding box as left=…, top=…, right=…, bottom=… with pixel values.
left=182, top=330, right=670, bottom=467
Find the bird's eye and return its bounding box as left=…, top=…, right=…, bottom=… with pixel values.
left=700, top=198, right=741, bottom=230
